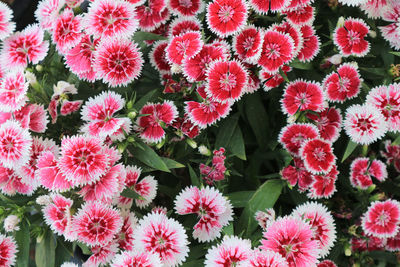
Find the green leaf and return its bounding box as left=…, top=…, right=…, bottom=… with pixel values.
left=227, top=191, right=254, bottom=207
left=133, top=31, right=167, bottom=42
left=389, top=51, right=400, bottom=57
left=182, top=260, right=204, bottom=267
left=279, top=68, right=289, bottom=82
left=35, top=230, right=56, bottom=267
left=132, top=89, right=157, bottom=110
left=393, top=134, right=400, bottom=145
left=77, top=242, right=91, bottom=255
left=342, top=140, right=358, bottom=162
left=228, top=126, right=246, bottom=160
left=245, top=93, right=269, bottom=147
left=215, top=114, right=239, bottom=149
left=55, top=240, right=74, bottom=267
left=121, top=187, right=142, bottom=199
left=290, top=59, right=313, bottom=70
left=129, top=141, right=170, bottom=172
left=15, top=220, right=30, bottom=267
left=162, top=157, right=185, bottom=169
left=188, top=164, right=201, bottom=187
left=222, top=223, right=234, bottom=236
left=237, top=180, right=283, bottom=236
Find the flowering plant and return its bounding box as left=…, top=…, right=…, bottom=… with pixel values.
left=0, top=0, right=400, bottom=266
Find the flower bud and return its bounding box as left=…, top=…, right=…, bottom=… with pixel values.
left=4, top=215, right=20, bottom=232
left=198, top=145, right=211, bottom=156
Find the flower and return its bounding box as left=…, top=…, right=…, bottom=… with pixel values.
left=300, top=138, right=336, bottom=174
left=386, top=231, right=400, bottom=252
left=306, top=107, right=342, bottom=143
left=232, top=25, right=264, bottom=64
left=0, top=2, right=15, bottom=40
left=83, top=241, right=119, bottom=267
left=58, top=135, right=110, bottom=186
left=272, top=21, right=304, bottom=57
left=43, top=194, right=73, bottom=235
left=35, top=0, right=65, bottom=30
left=350, top=157, right=387, bottom=189
left=278, top=123, right=319, bottom=156
left=133, top=212, right=189, bottom=266
left=261, top=216, right=320, bottom=267
left=111, top=250, right=161, bottom=267
left=337, top=0, right=368, bottom=6
left=4, top=215, right=20, bottom=232
left=84, top=0, right=138, bottom=38
left=166, top=31, right=204, bottom=65
left=249, top=0, right=290, bottom=14
left=149, top=41, right=171, bottom=74
left=379, top=2, right=400, bottom=50
left=133, top=175, right=158, bottom=209
left=52, top=9, right=82, bottom=54
left=344, top=104, right=388, bottom=145
left=116, top=165, right=141, bottom=209
left=135, top=0, right=169, bottom=31
left=323, top=63, right=362, bottom=103
left=318, top=260, right=338, bottom=267
left=292, top=202, right=336, bottom=257
left=281, top=79, right=325, bottom=116
left=0, top=165, right=34, bottom=196
left=72, top=201, right=123, bottom=246
left=93, top=37, right=143, bottom=87
left=381, top=140, right=400, bottom=172
left=255, top=208, right=276, bottom=230
left=206, top=0, right=248, bottom=37
left=258, top=30, right=294, bottom=74
left=115, top=211, right=137, bottom=251
left=362, top=199, right=400, bottom=238
left=351, top=230, right=386, bottom=252
left=360, top=0, right=389, bottom=18
left=205, top=60, right=248, bottom=103
left=168, top=0, right=204, bottom=17
left=0, top=120, right=32, bottom=169
left=308, top=165, right=338, bottom=199
left=205, top=236, right=252, bottom=266
left=0, top=71, right=28, bottom=112
left=136, top=101, right=178, bottom=143
left=169, top=17, right=202, bottom=37
left=0, top=234, right=18, bottom=267
left=333, top=18, right=370, bottom=57
left=60, top=100, right=82, bottom=116
left=260, top=65, right=291, bottom=91
left=281, top=157, right=314, bottom=191
left=366, top=83, right=400, bottom=132
left=297, top=25, right=320, bottom=62
left=249, top=250, right=289, bottom=267
left=283, top=4, right=315, bottom=26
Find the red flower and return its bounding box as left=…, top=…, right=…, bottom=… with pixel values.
left=60, top=100, right=82, bottom=116
left=334, top=18, right=370, bottom=57
left=283, top=4, right=315, bottom=26
left=149, top=41, right=171, bottom=74
left=279, top=123, right=319, bottom=156
left=135, top=0, right=170, bottom=31
left=272, top=21, right=304, bottom=57
left=260, top=65, right=292, bottom=91
left=300, top=138, right=336, bottom=174
left=169, top=17, right=202, bottom=37
left=308, top=165, right=338, bottom=199
left=249, top=0, right=290, bottom=14
left=168, top=0, right=204, bottom=17
left=381, top=140, right=400, bottom=172
left=297, top=25, right=320, bottom=62
left=166, top=31, right=204, bottom=65
left=233, top=25, right=264, bottom=64
left=350, top=157, right=387, bottom=189
left=281, top=157, right=314, bottom=191
left=52, top=9, right=82, bottom=54
left=306, top=107, right=342, bottom=142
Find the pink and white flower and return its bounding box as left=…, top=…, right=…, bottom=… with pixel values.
left=205, top=236, right=252, bottom=266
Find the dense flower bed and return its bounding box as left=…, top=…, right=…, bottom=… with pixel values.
left=0, top=0, right=400, bottom=266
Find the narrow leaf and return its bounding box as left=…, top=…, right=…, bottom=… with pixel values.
left=15, top=220, right=30, bottom=267
left=121, top=188, right=142, bottom=199
left=129, top=141, right=170, bottom=172
left=342, top=140, right=358, bottom=162
left=162, top=157, right=185, bottom=169
left=188, top=164, right=201, bottom=187
left=228, top=126, right=246, bottom=160
left=35, top=230, right=56, bottom=267
left=133, top=31, right=167, bottom=41
left=215, top=114, right=239, bottom=149
left=227, top=191, right=254, bottom=207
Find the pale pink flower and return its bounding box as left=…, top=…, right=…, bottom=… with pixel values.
left=43, top=194, right=73, bottom=235
left=0, top=234, right=18, bottom=267
left=111, top=250, right=161, bottom=267
left=205, top=236, right=252, bottom=266
left=0, top=71, right=28, bottom=112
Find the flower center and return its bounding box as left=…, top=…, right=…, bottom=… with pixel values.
left=218, top=5, right=234, bottom=23
left=313, top=147, right=326, bottom=161
left=179, top=0, right=193, bottom=8
left=219, top=73, right=237, bottom=91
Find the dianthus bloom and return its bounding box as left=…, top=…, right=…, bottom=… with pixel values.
left=292, top=202, right=336, bottom=257
left=93, top=38, right=143, bottom=87
left=333, top=18, right=370, bottom=57
left=318, top=260, right=338, bottom=267
left=0, top=2, right=15, bottom=40
left=205, top=60, right=248, bottom=103
left=381, top=140, right=400, bottom=172
left=0, top=165, right=34, bottom=195
left=114, top=211, right=137, bottom=251
left=281, top=157, right=313, bottom=191
left=297, top=25, right=320, bottom=62
left=136, top=101, right=178, bottom=143
left=135, top=0, right=169, bottom=31
left=281, top=79, right=325, bottom=116
left=200, top=148, right=227, bottom=184
left=43, top=194, right=73, bottom=236
left=168, top=0, right=204, bottom=17
left=261, top=216, right=320, bottom=267
left=279, top=123, right=319, bottom=156
left=1, top=24, right=48, bottom=70
left=206, top=0, right=248, bottom=37
left=366, top=83, right=400, bottom=132
left=174, top=186, right=233, bottom=242
left=133, top=212, right=189, bottom=267
left=72, top=201, right=123, bottom=246
left=85, top=0, right=138, bottom=38
left=350, top=157, right=387, bottom=189
left=258, top=30, right=294, bottom=74
left=52, top=9, right=82, bottom=54
left=249, top=0, right=290, bottom=14
left=149, top=41, right=171, bottom=74
left=35, top=0, right=65, bottom=30
left=249, top=250, right=289, bottom=267
left=166, top=31, right=203, bottom=65
left=300, top=138, right=336, bottom=174
left=0, top=234, right=18, bottom=267
left=386, top=231, right=400, bottom=252
left=362, top=199, right=400, bottom=238
left=233, top=25, right=264, bottom=64
left=283, top=4, right=315, bottom=26
left=308, top=165, right=338, bottom=199
left=58, top=135, right=110, bottom=186
left=111, top=250, right=162, bottom=267
left=205, top=236, right=252, bottom=266
left=344, top=104, right=388, bottom=145
left=323, top=63, right=362, bottom=103
left=379, top=2, right=400, bottom=50
left=0, top=71, right=28, bottom=112
left=306, top=107, right=342, bottom=143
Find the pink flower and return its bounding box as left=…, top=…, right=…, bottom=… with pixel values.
left=0, top=234, right=18, bottom=267
left=362, top=199, right=400, bottom=238
left=52, top=9, right=82, bottom=54
left=6, top=103, right=49, bottom=133
left=300, top=138, right=336, bottom=174
left=85, top=0, right=138, bottom=38
left=0, top=120, right=32, bottom=169
left=83, top=241, right=119, bottom=267
left=149, top=41, right=171, bottom=74
left=0, top=2, right=15, bottom=40
left=297, top=25, right=320, bottom=62
left=0, top=165, right=34, bottom=196
left=168, top=0, right=204, bottom=17
left=350, top=157, right=387, bottom=189
left=260, top=65, right=292, bottom=91
left=272, top=21, right=304, bottom=57
left=35, top=0, right=65, bottom=30
left=60, top=100, right=82, bottom=116
left=306, top=107, right=342, bottom=143
left=379, top=2, right=400, bottom=50
left=174, top=186, right=233, bottom=242
left=135, top=0, right=169, bottom=31
left=233, top=25, right=264, bottom=64
left=308, top=165, right=338, bottom=199
left=169, top=17, right=202, bottom=37
left=261, top=216, right=320, bottom=267
left=281, top=157, right=313, bottom=191
left=292, top=202, right=336, bottom=257
left=0, top=71, right=28, bottom=112
left=283, top=5, right=315, bottom=26
left=116, top=165, right=141, bottom=209
left=134, top=175, right=158, bottom=209
left=72, top=201, right=123, bottom=246
left=133, top=212, right=189, bottom=266
left=93, top=37, right=143, bottom=87
left=171, top=115, right=200, bottom=139
left=344, top=104, right=388, bottom=145
left=360, top=0, right=389, bottom=18
left=136, top=101, right=178, bottom=143
left=115, top=212, right=137, bottom=251
left=323, top=63, right=362, bottom=103
left=36, top=151, right=75, bottom=192
left=278, top=123, right=319, bottom=156
left=206, top=0, right=248, bottom=37
left=386, top=231, right=400, bottom=252
left=249, top=0, right=290, bottom=14
left=43, top=194, right=73, bottom=235
left=286, top=0, right=313, bottom=10
left=249, top=250, right=289, bottom=267
left=166, top=31, right=203, bottom=65
left=281, top=79, right=325, bottom=116
left=58, top=135, right=110, bottom=186
left=366, top=83, right=400, bottom=132
left=200, top=148, right=227, bottom=184
left=205, top=236, right=252, bottom=266
left=111, top=250, right=161, bottom=267
left=333, top=18, right=370, bottom=57
left=258, top=30, right=294, bottom=74
left=318, top=260, right=338, bottom=267
left=205, top=60, right=248, bottom=103
left=351, top=229, right=386, bottom=252
left=381, top=140, right=400, bottom=172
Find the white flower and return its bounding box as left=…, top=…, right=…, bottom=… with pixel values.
left=198, top=145, right=211, bottom=156
left=36, top=195, right=52, bottom=206
left=4, top=215, right=20, bottom=232
left=24, top=70, right=37, bottom=85
left=53, top=81, right=77, bottom=97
